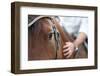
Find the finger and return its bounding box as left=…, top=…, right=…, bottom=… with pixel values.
left=66, top=51, right=72, bottom=58
left=65, top=42, right=72, bottom=47
left=63, top=48, right=70, bottom=53
left=63, top=52, right=69, bottom=57
left=65, top=42, right=71, bottom=45
left=66, top=54, right=71, bottom=58
left=63, top=44, right=70, bottom=49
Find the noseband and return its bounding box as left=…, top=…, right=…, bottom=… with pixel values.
left=28, top=16, right=60, bottom=59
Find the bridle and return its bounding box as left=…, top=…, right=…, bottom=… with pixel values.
left=28, top=16, right=60, bottom=59
left=52, top=25, right=60, bottom=59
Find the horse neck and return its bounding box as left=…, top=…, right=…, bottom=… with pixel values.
left=53, top=18, right=74, bottom=43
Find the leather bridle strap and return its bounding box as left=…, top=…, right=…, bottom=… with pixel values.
left=52, top=26, right=60, bottom=59
left=52, top=26, right=59, bottom=51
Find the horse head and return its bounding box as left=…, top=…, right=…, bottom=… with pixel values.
left=28, top=15, right=64, bottom=60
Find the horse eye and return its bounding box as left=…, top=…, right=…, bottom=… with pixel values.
left=48, top=33, right=53, bottom=40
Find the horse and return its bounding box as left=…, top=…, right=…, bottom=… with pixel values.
left=28, top=15, right=87, bottom=60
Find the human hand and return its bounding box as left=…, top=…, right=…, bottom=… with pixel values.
left=63, top=42, right=76, bottom=58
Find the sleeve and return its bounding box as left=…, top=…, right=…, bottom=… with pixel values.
left=58, top=17, right=64, bottom=27
left=79, top=18, right=88, bottom=37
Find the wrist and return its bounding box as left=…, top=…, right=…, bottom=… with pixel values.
left=75, top=46, right=79, bottom=52
left=73, top=42, right=79, bottom=52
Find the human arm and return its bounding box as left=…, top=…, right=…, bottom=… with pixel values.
left=63, top=32, right=87, bottom=58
